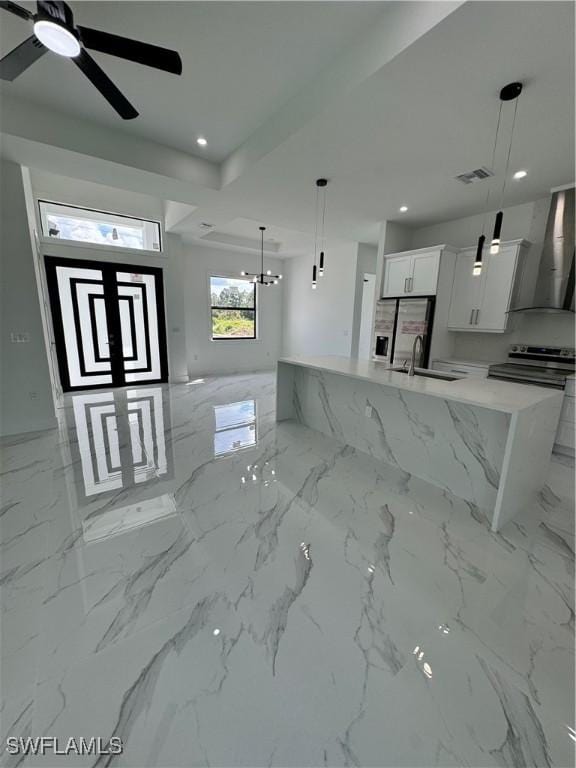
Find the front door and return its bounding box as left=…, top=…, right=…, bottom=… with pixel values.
left=45, top=256, right=168, bottom=392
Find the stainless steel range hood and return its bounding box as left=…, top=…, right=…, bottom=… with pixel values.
left=511, top=186, right=575, bottom=313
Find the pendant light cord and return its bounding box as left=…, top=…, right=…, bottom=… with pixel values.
left=481, top=100, right=503, bottom=236
left=261, top=228, right=264, bottom=277
left=499, top=95, right=519, bottom=211
left=313, top=183, right=320, bottom=268
left=321, top=183, right=327, bottom=251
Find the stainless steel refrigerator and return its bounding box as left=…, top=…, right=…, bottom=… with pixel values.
left=373, top=297, right=435, bottom=367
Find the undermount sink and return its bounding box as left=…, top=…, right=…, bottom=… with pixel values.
left=391, top=367, right=459, bottom=382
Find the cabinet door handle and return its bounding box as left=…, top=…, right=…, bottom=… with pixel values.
left=474, top=309, right=480, bottom=325
left=469, top=309, right=474, bottom=325
left=408, top=277, right=413, bottom=292
left=404, top=277, right=408, bottom=293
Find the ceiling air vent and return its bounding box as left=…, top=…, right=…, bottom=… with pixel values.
left=454, top=167, right=494, bottom=185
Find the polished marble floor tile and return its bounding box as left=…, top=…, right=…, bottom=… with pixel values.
left=1, top=372, right=574, bottom=767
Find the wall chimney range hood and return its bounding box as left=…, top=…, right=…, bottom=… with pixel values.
left=512, top=186, right=575, bottom=313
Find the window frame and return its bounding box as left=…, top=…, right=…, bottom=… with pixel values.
left=37, top=199, right=163, bottom=254
left=209, top=274, right=257, bottom=341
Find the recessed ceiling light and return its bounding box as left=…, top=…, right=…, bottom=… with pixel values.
left=196, top=137, right=207, bottom=147
left=399, top=205, right=408, bottom=213
left=513, top=170, right=527, bottom=180
left=34, top=20, right=80, bottom=57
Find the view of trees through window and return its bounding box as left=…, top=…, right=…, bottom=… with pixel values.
left=39, top=201, right=161, bottom=251
left=210, top=276, right=256, bottom=339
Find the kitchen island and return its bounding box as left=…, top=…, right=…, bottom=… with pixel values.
left=276, top=355, right=563, bottom=531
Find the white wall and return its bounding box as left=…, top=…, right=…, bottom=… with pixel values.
left=409, top=200, right=544, bottom=250
left=183, top=242, right=283, bottom=376
left=30, top=168, right=164, bottom=223
left=282, top=242, right=358, bottom=357
left=1, top=160, right=56, bottom=437
left=410, top=196, right=575, bottom=362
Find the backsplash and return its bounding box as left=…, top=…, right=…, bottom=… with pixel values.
left=452, top=313, right=575, bottom=362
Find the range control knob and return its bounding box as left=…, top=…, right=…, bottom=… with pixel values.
left=511, top=345, right=518, bottom=352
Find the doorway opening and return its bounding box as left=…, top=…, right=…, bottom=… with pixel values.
left=358, top=273, right=376, bottom=360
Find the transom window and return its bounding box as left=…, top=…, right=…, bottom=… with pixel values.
left=210, top=276, right=256, bottom=340
left=39, top=200, right=162, bottom=252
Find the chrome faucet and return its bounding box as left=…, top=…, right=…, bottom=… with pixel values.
left=408, top=335, right=424, bottom=376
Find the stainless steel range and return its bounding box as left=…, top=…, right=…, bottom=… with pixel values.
left=488, top=345, right=575, bottom=389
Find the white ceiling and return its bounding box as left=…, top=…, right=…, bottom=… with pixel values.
left=1, top=1, right=574, bottom=253
left=0, top=1, right=386, bottom=160
left=211, top=0, right=575, bottom=244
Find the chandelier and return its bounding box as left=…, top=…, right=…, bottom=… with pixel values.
left=241, top=226, right=282, bottom=286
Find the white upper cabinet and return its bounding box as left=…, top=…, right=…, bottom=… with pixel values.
left=447, top=240, right=528, bottom=332
left=383, top=254, right=412, bottom=296
left=382, top=247, right=442, bottom=297
left=447, top=250, right=483, bottom=329
left=411, top=250, right=441, bottom=294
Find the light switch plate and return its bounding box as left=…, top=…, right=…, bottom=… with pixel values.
left=10, top=332, right=30, bottom=343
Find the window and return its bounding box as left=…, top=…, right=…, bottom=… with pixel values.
left=39, top=201, right=162, bottom=252
left=210, top=276, right=256, bottom=340
left=213, top=400, right=257, bottom=457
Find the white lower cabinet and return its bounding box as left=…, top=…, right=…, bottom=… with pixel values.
left=447, top=241, right=527, bottom=332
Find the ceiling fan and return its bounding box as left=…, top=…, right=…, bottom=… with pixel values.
left=0, top=0, right=182, bottom=119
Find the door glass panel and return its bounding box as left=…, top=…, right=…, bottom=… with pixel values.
left=116, top=272, right=162, bottom=382
left=54, top=265, right=113, bottom=388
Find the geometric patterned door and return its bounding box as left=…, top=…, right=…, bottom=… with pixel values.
left=45, top=256, right=168, bottom=391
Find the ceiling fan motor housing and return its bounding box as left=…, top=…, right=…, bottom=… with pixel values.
left=37, top=1, right=75, bottom=31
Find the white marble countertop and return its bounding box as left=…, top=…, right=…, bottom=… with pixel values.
left=278, top=355, right=563, bottom=414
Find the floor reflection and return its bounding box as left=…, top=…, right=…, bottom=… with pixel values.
left=213, top=399, right=257, bottom=457
left=82, top=493, right=177, bottom=543
left=66, top=386, right=173, bottom=507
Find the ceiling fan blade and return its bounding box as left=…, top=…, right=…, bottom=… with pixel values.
left=0, top=1, right=33, bottom=21
left=0, top=35, right=46, bottom=81
left=77, top=26, right=182, bottom=75
left=73, top=49, right=138, bottom=119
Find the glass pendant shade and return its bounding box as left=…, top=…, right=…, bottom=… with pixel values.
left=312, top=264, right=318, bottom=289
left=319, top=251, right=325, bottom=277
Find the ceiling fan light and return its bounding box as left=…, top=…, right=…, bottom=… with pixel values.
left=34, top=20, right=80, bottom=58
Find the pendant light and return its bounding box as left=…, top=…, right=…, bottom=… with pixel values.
left=474, top=92, right=504, bottom=276
left=240, top=227, right=282, bottom=286
left=312, top=178, right=328, bottom=288
left=490, top=82, right=522, bottom=255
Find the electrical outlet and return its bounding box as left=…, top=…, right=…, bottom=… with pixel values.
left=365, top=405, right=372, bottom=418
left=29, top=391, right=37, bottom=400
